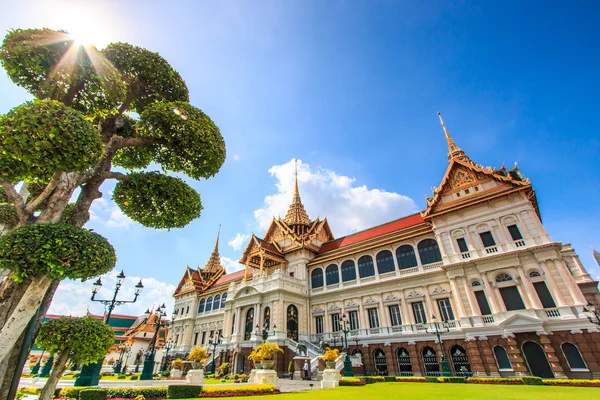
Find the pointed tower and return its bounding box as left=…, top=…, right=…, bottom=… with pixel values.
left=438, top=112, right=470, bottom=162
left=202, top=225, right=225, bottom=275
left=594, top=247, right=600, bottom=268
left=284, top=160, right=311, bottom=234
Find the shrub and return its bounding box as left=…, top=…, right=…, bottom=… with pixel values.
left=106, top=387, right=168, bottom=399
left=439, top=377, right=465, bottom=383
left=161, top=370, right=170, bottom=377
left=200, top=384, right=274, bottom=396
left=134, top=396, right=146, bottom=400
left=80, top=389, right=108, bottom=400
left=117, top=374, right=126, bottom=379
left=60, top=386, right=87, bottom=399
left=340, top=378, right=366, bottom=386
left=168, top=385, right=202, bottom=399
left=371, top=376, right=385, bottom=382
left=522, top=376, right=544, bottom=385
left=425, top=376, right=440, bottom=383
left=384, top=376, right=395, bottom=382
left=129, top=374, right=139, bottom=380
left=543, top=379, right=600, bottom=387
left=100, top=372, right=114, bottom=376
left=467, top=377, right=523, bottom=385
left=396, top=377, right=426, bottom=382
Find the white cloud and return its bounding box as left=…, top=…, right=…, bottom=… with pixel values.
left=49, top=270, right=176, bottom=318
left=228, top=233, right=250, bottom=251
left=90, top=197, right=135, bottom=229
left=221, top=257, right=243, bottom=273
left=254, top=159, right=418, bottom=236
left=233, top=154, right=240, bottom=161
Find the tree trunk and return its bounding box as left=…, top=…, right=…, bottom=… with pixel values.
left=39, top=350, right=70, bottom=400
left=0, top=275, right=53, bottom=363
left=0, top=279, right=59, bottom=400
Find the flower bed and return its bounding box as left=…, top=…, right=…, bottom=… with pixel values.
left=340, top=378, right=366, bottom=386
left=396, top=377, right=426, bottom=383
left=199, top=384, right=276, bottom=397
left=544, top=379, right=600, bottom=387
left=466, top=377, right=524, bottom=385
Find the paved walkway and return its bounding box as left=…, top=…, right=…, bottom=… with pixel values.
left=19, top=377, right=320, bottom=392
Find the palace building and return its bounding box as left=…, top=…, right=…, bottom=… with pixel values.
left=170, top=115, right=600, bottom=379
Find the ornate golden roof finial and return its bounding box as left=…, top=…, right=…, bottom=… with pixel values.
left=214, top=224, right=221, bottom=252
left=284, top=158, right=311, bottom=227
left=293, top=159, right=300, bottom=201
left=437, top=112, right=468, bottom=162
left=203, top=225, right=224, bottom=274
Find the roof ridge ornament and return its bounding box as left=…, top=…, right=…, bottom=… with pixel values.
left=437, top=112, right=469, bottom=162
left=283, top=158, right=311, bottom=228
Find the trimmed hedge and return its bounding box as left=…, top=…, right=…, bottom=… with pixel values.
left=439, top=377, right=466, bottom=383
left=200, top=384, right=275, bottom=396
left=167, top=385, right=202, bottom=399
left=522, top=376, right=544, bottom=385
left=384, top=376, right=396, bottom=382
left=396, top=377, right=426, bottom=382
left=425, top=376, right=440, bottom=383
left=340, top=378, right=366, bottom=386
left=544, top=379, right=600, bottom=387
left=467, top=377, right=524, bottom=385
left=80, top=389, right=108, bottom=400
left=59, top=386, right=168, bottom=399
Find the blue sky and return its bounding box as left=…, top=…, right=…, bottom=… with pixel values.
left=1, top=0, right=599, bottom=316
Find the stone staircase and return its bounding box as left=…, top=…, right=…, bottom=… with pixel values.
left=287, top=339, right=346, bottom=377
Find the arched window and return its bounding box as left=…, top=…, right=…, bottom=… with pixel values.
left=471, top=281, right=482, bottom=287
left=263, top=307, right=270, bottom=331
left=418, top=239, right=442, bottom=265
left=396, top=347, right=412, bottom=375
left=358, top=255, right=375, bottom=278
left=495, top=273, right=513, bottom=283
left=326, top=264, right=340, bottom=285
left=198, top=299, right=205, bottom=313
left=341, top=260, right=357, bottom=282
left=221, top=293, right=227, bottom=308
left=493, top=346, right=512, bottom=370
left=287, top=305, right=299, bottom=341
left=213, top=294, right=221, bottom=310
left=450, top=345, right=471, bottom=376
left=376, top=250, right=395, bottom=274
left=205, top=296, right=213, bottom=312
left=422, top=346, right=439, bottom=376
left=529, top=271, right=541, bottom=278
left=244, top=308, right=254, bottom=340
left=561, top=343, right=588, bottom=370
left=374, top=349, right=388, bottom=375
left=311, top=268, right=324, bottom=289
left=396, top=245, right=418, bottom=269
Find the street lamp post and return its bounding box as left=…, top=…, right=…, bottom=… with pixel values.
left=161, top=340, right=173, bottom=373
left=340, top=315, right=353, bottom=377
left=31, top=350, right=45, bottom=375
left=113, top=342, right=130, bottom=374
left=583, top=303, right=600, bottom=326
left=425, top=316, right=451, bottom=377
left=122, top=348, right=132, bottom=374
left=141, top=304, right=169, bottom=380
left=209, top=332, right=222, bottom=374
left=75, top=271, right=143, bottom=386
left=257, top=320, right=277, bottom=342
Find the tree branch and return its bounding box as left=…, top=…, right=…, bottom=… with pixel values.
left=0, top=181, right=28, bottom=222
left=24, top=173, right=62, bottom=213
left=104, top=171, right=129, bottom=181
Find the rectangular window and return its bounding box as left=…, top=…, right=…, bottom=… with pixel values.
left=533, top=282, right=557, bottom=308
left=315, top=316, right=324, bottom=334
left=437, top=298, right=455, bottom=322
left=193, top=332, right=199, bottom=345
left=349, top=311, right=360, bottom=330
left=389, top=305, right=402, bottom=326
left=499, top=286, right=526, bottom=311
left=507, top=225, right=523, bottom=241
left=175, top=334, right=179, bottom=344
left=209, top=330, right=214, bottom=342
left=474, top=290, right=492, bottom=315
left=412, top=302, right=427, bottom=324
left=331, top=314, right=340, bottom=332
left=479, top=231, right=496, bottom=247
left=368, top=308, right=380, bottom=328
left=456, top=238, right=469, bottom=253
left=201, top=331, right=206, bottom=345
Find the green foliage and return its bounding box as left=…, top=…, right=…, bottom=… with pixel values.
left=167, top=385, right=202, bottom=399
left=103, top=43, right=189, bottom=112
left=113, top=171, right=202, bottom=229
left=288, top=361, right=295, bottom=373
left=0, top=186, right=7, bottom=202
left=106, top=387, right=167, bottom=399
left=0, top=28, right=124, bottom=116
left=140, top=101, right=225, bottom=179
left=438, top=377, right=466, bottom=383
left=425, top=376, right=440, bottom=383
left=117, top=374, right=126, bottom=379
left=112, top=146, right=154, bottom=170
left=62, top=203, right=89, bottom=225
left=80, top=389, right=108, bottom=400
left=58, top=386, right=86, bottom=399
left=0, top=203, right=18, bottom=227
left=522, top=376, right=544, bottom=385
left=36, top=317, right=114, bottom=365
left=0, top=100, right=102, bottom=182
left=384, top=376, right=396, bottom=382
left=0, top=223, right=116, bottom=282
left=129, top=374, right=139, bottom=380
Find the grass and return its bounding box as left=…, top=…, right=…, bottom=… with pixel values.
left=203, top=378, right=236, bottom=384
left=180, top=382, right=600, bottom=400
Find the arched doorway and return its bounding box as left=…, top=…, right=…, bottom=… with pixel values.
left=374, top=349, right=388, bottom=375
left=352, top=349, right=365, bottom=374
left=396, top=347, right=413, bottom=376
left=244, top=307, right=254, bottom=340
left=287, top=304, right=299, bottom=341
left=522, top=341, right=554, bottom=378
left=422, top=346, right=440, bottom=376
left=450, top=345, right=471, bottom=376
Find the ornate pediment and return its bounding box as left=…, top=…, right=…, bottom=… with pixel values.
left=329, top=304, right=340, bottom=311
left=313, top=307, right=325, bottom=314
left=407, top=290, right=423, bottom=299
left=345, top=300, right=360, bottom=308
left=430, top=286, right=448, bottom=295
left=383, top=294, right=399, bottom=303
left=364, top=298, right=378, bottom=305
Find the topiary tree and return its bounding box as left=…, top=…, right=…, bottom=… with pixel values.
left=0, top=28, right=225, bottom=394
left=36, top=317, right=114, bottom=400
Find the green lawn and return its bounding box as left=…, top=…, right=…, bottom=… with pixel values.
left=203, top=378, right=235, bottom=384
left=189, top=382, right=598, bottom=400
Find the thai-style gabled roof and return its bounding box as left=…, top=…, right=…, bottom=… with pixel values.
left=422, top=114, right=539, bottom=219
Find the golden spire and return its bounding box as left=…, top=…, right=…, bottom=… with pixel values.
left=438, top=112, right=468, bottom=161
left=203, top=225, right=223, bottom=274
left=284, top=159, right=311, bottom=227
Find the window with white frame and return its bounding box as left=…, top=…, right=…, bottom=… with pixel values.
left=331, top=313, right=340, bottom=332
left=315, top=316, right=324, bottom=334
left=456, top=237, right=469, bottom=253
left=368, top=308, right=380, bottom=328
left=389, top=305, right=402, bottom=326
left=412, top=302, right=427, bottom=324
left=349, top=311, right=360, bottom=330
left=437, top=298, right=455, bottom=322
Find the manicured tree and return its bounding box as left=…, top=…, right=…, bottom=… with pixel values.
left=0, top=28, right=225, bottom=395
left=36, top=317, right=114, bottom=400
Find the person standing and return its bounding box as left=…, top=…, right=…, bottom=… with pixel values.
left=303, top=360, right=309, bottom=379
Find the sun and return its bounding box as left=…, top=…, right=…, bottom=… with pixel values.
left=68, top=25, right=109, bottom=48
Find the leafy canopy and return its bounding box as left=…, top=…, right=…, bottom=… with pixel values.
left=36, top=317, right=114, bottom=364
left=0, top=223, right=116, bottom=282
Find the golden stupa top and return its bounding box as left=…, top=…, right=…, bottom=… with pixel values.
left=203, top=225, right=223, bottom=274
left=283, top=160, right=311, bottom=226
left=438, top=112, right=470, bottom=162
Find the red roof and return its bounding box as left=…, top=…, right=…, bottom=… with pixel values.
left=318, top=213, right=425, bottom=253
left=213, top=268, right=252, bottom=286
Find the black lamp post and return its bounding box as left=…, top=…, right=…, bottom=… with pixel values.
left=75, top=271, right=143, bottom=386
left=209, top=332, right=222, bottom=374
left=257, top=320, right=277, bottom=342
left=161, top=340, right=173, bottom=373
left=425, top=315, right=451, bottom=377
left=583, top=303, right=600, bottom=326
left=122, top=348, right=132, bottom=374
left=340, top=315, right=353, bottom=377
left=113, top=342, right=130, bottom=373
left=141, top=304, right=168, bottom=380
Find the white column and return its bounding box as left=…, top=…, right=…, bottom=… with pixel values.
left=461, top=276, right=477, bottom=315
left=423, top=290, right=437, bottom=321
left=448, top=277, right=466, bottom=318
left=515, top=265, right=539, bottom=309
left=480, top=272, right=501, bottom=313
left=552, top=259, right=587, bottom=305
left=538, top=261, right=566, bottom=307
left=400, top=298, right=411, bottom=326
